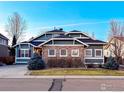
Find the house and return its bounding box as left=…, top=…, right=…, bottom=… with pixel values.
left=104, top=36, right=124, bottom=61
left=14, top=29, right=106, bottom=66
left=0, top=33, right=9, bottom=57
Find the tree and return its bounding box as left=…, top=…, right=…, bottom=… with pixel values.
left=6, top=12, right=27, bottom=56
left=27, top=53, right=46, bottom=70
left=108, top=20, right=124, bottom=40
left=6, top=12, right=27, bottom=45
left=108, top=20, right=124, bottom=64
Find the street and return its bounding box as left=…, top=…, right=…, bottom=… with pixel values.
left=0, top=78, right=52, bottom=91
left=63, top=78, right=124, bottom=91
left=0, top=78, right=124, bottom=91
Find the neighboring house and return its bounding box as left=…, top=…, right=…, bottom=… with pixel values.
left=0, top=33, right=9, bottom=57
left=104, top=36, right=124, bottom=59
left=14, top=29, right=106, bottom=66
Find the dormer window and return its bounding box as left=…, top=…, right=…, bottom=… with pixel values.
left=52, top=34, right=60, bottom=37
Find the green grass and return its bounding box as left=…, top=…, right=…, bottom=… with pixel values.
left=29, top=68, right=124, bottom=76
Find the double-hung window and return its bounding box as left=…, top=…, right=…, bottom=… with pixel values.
left=95, top=49, right=102, bottom=57
left=71, top=49, right=79, bottom=57
left=60, top=49, right=67, bottom=57
left=85, top=49, right=92, bottom=57
left=48, top=49, right=56, bottom=57
left=20, top=49, right=29, bottom=57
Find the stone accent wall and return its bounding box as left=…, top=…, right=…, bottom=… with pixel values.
left=42, top=46, right=85, bottom=64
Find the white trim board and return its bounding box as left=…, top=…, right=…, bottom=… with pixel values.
left=39, top=38, right=88, bottom=47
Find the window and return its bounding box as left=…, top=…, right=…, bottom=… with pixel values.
left=60, top=49, right=67, bottom=57
left=85, top=49, right=92, bottom=57
left=95, top=49, right=102, bottom=57
left=0, top=38, right=6, bottom=45
left=48, top=49, right=56, bottom=57
left=0, top=38, right=2, bottom=44
left=71, top=49, right=79, bottom=57
left=20, top=50, right=25, bottom=57
left=20, top=49, right=29, bottom=57
left=25, top=50, right=29, bottom=57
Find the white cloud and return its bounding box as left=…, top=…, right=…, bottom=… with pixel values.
left=0, top=25, right=8, bottom=37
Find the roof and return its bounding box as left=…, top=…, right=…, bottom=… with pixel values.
left=114, top=36, right=124, bottom=42
left=0, top=33, right=9, bottom=40
left=47, top=29, right=65, bottom=33
left=30, top=41, right=44, bottom=46
left=70, top=30, right=81, bottom=32
left=78, top=38, right=106, bottom=44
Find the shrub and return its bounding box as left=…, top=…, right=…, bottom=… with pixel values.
left=103, top=56, right=119, bottom=70
left=0, top=56, right=15, bottom=65
left=47, top=57, right=83, bottom=68
left=27, top=53, right=46, bottom=70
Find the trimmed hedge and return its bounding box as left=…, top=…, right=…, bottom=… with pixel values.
left=47, top=57, right=84, bottom=68
left=0, top=56, right=15, bottom=65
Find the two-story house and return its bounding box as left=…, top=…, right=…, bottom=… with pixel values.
left=0, top=33, right=9, bottom=57
left=14, top=29, right=106, bottom=67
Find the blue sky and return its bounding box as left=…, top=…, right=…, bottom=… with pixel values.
left=0, top=1, right=124, bottom=41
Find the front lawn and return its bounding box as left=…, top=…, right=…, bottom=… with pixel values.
left=29, top=68, right=124, bottom=76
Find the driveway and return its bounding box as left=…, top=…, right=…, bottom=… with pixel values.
left=0, top=64, right=28, bottom=78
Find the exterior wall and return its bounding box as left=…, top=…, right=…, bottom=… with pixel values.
left=42, top=46, right=85, bottom=64
left=84, top=45, right=104, bottom=64
left=15, top=44, right=34, bottom=64
left=0, top=44, right=9, bottom=57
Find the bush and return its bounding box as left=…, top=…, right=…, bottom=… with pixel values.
left=0, top=56, right=15, bottom=65
left=27, top=53, right=46, bottom=70
left=103, top=56, right=119, bottom=70
left=47, top=57, right=83, bottom=68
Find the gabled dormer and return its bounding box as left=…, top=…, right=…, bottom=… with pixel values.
left=65, top=30, right=90, bottom=39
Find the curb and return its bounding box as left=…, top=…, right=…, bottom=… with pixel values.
left=2, top=75, right=124, bottom=79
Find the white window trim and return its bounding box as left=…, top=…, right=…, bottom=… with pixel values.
left=20, top=49, right=29, bottom=58
left=85, top=49, right=92, bottom=57
left=95, top=49, right=103, bottom=57
left=48, top=49, right=56, bottom=57
left=71, top=49, right=79, bottom=57
left=60, top=49, right=68, bottom=57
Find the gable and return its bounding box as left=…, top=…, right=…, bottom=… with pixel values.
left=39, top=38, right=88, bottom=47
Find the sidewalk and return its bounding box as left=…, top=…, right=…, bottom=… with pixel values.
left=2, top=75, right=124, bottom=79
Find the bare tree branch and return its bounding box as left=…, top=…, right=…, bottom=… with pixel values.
left=5, top=12, right=27, bottom=45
